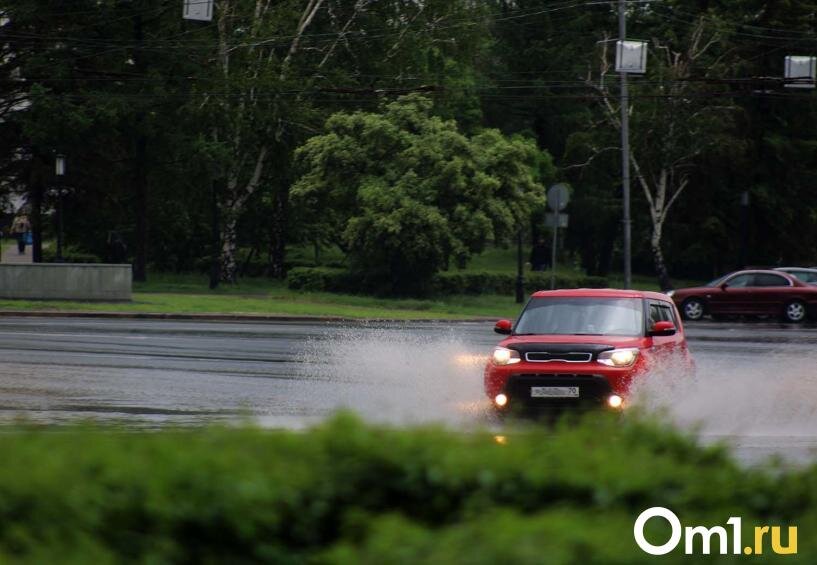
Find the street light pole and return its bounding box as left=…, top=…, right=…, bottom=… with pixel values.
left=618, top=0, right=632, bottom=290
left=515, top=228, right=524, bottom=304
left=55, top=154, right=66, bottom=262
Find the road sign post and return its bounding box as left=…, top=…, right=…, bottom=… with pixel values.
left=183, top=0, right=213, bottom=21
left=547, top=184, right=570, bottom=290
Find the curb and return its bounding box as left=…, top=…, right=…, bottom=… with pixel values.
left=0, top=310, right=498, bottom=324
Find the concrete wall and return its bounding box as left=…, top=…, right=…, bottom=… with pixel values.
left=0, top=264, right=132, bottom=301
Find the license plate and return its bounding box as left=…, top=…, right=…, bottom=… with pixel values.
left=530, top=386, right=579, bottom=398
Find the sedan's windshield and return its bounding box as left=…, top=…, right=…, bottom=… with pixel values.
left=705, top=274, right=729, bottom=287
left=514, top=297, right=644, bottom=337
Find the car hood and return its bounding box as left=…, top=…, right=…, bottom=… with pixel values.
left=671, top=286, right=712, bottom=297
left=500, top=334, right=644, bottom=349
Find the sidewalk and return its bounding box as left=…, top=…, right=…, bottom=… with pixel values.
left=0, top=240, right=33, bottom=264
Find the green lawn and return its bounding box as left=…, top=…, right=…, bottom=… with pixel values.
left=0, top=245, right=702, bottom=319
left=0, top=276, right=522, bottom=319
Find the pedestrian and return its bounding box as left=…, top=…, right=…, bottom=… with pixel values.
left=11, top=214, right=30, bottom=255
left=107, top=231, right=128, bottom=263
left=529, top=237, right=549, bottom=271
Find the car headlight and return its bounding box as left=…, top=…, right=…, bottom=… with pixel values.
left=665, top=290, right=675, bottom=298
left=597, top=348, right=639, bottom=367
left=492, top=347, right=521, bottom=366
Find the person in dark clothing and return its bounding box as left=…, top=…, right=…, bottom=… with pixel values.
left=529, top=238, right=549, bottom=271
left=11, top=215, right=30, bottom=254
left=107, top=231, right=128, bottom=263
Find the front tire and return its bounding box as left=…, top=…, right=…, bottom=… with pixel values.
left=682, top=298, right=705, bottom=321
left=783, top=300, right=807, bottom=323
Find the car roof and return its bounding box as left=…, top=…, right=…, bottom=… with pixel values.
left=776, top=267, right=817, bottom=273
left=724, top=269, right=797, bottom=277
left=529, top=288, right=672, bottom=301
left=714, top=269, right=805, bottom=286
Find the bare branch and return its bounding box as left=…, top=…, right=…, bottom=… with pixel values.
left=317, top=0, right=368, bottom=71
left=280, top=0, right=325, bottom=81
left=630, top=155, right=656, bottom=213
left=562, top=146, right=620, bottom=170
left=662, top=177, right=690, bottom=220
left=385, top=4, right=425, bottom=61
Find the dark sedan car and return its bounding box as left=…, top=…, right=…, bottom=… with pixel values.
left=668, top=269, right=817, bottom=322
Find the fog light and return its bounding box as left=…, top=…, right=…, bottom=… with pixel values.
left=607, top=394, right=624, bottom=409
left=494, top=393, right=508, bottom=407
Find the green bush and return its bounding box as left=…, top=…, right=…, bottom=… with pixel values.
left=0, top=413, right=813, bottom=563
left=287, top=266, right=358, bottom=292
left=287, top=267, right=608, bottom=295
left=41, top=245, right=102, bottom=264
left=291, top=96, right=552, bottom=297
left=434, top=270, right=609, bottom=295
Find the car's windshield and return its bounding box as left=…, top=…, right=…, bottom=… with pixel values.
left=705, top=274, right=729, bottom=287
left=514, top=297, right=644, bottom=337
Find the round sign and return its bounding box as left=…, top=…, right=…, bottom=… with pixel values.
left=547, top=183, right=570, bottom=212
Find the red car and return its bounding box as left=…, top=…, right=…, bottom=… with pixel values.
left=669, top=269, right=817, bottom=322
left=484, top=289, right=690, bottom=412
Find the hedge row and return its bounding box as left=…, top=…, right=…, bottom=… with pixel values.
left=287, top=266, right=608, bottom=295
left=41, top=246, right=101, bottom=264
left=433, top=270, right=609, bottom=295
left=0, top=413, right=811, bottom=563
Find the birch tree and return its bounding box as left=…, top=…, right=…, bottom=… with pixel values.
left=587, top=17, right=734, bottom=290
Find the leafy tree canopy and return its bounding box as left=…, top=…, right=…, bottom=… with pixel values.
left=292, top=95, right=553, bottom=295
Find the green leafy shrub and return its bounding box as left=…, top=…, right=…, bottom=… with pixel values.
left=42, top=245, right=102, bottom=264
left=287, top=267, right=608, bottom=295
left=0, top=413, right=813, bottom=563
left=434, top=270, right=609, bottom=294
left=287, top=267, right=358, bottom=292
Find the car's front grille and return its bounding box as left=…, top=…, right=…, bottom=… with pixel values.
left=524, top=352, right=593, bottom=363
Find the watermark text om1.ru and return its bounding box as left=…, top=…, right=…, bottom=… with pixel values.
left=634, top=507, right=797, bottom=556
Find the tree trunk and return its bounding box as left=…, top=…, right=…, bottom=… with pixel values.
left=220, top=213, right=238, bottom=283
left=29, top=152, right=44, bottom=263
left=268, top=187, right=287, bottom=278
left=133, top=133, right=148, bottom=282
left=650, top=227, right=673, bottom=291
left=209, top=178, right=221, bottom=289
left=132, top=11, right=147, bottom=282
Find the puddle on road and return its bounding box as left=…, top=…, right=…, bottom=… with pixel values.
left=628, top=351, right=817, bottom=464
left=293, top=328, right=817, bottom=464
left=291, top=326, right=492, bottom=425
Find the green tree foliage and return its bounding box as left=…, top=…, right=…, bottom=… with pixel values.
left=292, top=95, right=551, bottom=295
left=191, top=0, right=493, bottom=282
left=4, top=0, right=817, bottom=288
left=0, top=0, right=213, bottom=271
left=0, top=0, right=491, bottom=282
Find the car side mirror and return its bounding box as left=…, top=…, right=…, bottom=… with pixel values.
left=649, top=320, right=676, bottom=337
left=494, top=319, right=512, bottom=335
left=719, top=282, right=729, bottom=290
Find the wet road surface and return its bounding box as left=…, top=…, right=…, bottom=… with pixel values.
left=1, top=316, right=817, bottom=465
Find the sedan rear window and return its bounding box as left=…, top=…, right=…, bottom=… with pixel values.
left=753, top=274, right=791, bottom=287
left=514, top=297, right=644, bottom=337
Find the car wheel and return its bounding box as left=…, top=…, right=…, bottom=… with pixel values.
left=682, top=298, right=705, bottom=321
left=783, top=300, right=807, bottom=323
